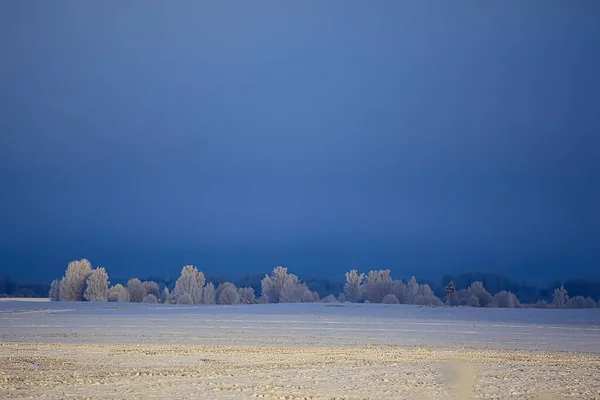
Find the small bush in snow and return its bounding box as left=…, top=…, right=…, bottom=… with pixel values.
left=127, top=278, right=146, bottom=302
left=382, top=294, right=399, bottom=304
left=492, top=291, right=521, bottom=308
left=217, top=284, right=239, bottom=305
left=108, top=284, right=128, bottom=302
left=533, top=300, right=549, bottom=308
left=565, top=296, right=596, bottom=308
left=143, top=294, right=158, bottom=303
left=322, top=294, right=337, bottom=303
left=238, top=287, right=256, bottom=304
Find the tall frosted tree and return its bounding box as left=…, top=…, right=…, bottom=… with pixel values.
left=173, top=265, right=206, bottom=304
left=553, top=285, right=568, bottom=308
left=217, top=283, right=239, bottom=305
left=59, top=259, right=93, bottom=301
left=84, top=267, right=109, bottom=302
left=49, top=279, right=60, bottom=301
left=344, top=270, right=364, bottom=302
left=202, top=282, right=215, bottom=304
left=362, top=270, right=393, bottom=303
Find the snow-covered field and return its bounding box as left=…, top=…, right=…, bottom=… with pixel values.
left=1, top=301, right=599, bottom=399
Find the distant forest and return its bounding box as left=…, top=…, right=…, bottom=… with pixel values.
left=2, top=262, right=599, bottom=309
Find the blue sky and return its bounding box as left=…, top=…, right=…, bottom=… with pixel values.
left=1, top=1, right=599, bottom=283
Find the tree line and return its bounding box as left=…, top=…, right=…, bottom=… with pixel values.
left=45, top=259, right=598, bottom=308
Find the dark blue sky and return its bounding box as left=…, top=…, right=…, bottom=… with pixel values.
left=1, top=1, right=599, bottom=283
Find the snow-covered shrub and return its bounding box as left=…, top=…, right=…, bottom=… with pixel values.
left=127, top=278, right=145, bottom=302
left=322, top=294, right=338, bottom=303
left=238, top=287, right=256, bottom=304
left=382, top=294, right=399, bottom=304
left=565, top=296, right=596, bottom=308
left=492, top=291, right=521, bottom=308
left=217, top=283, right=239, bottom=305
left=143, top=294, right=158, bottom=303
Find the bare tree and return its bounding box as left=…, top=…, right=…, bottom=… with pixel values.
left=553, top=286, right=568, bottom=308
left=202, top=282, right=215, bottom=305
left=49, top=279, right=60, bottom=301
left=59, top=259, right=93, bottom=301
left=173, top=265, right=205, bottom=304
left=238, top=287, right=256, bottom=304
left=84, top=267, right=109, bottom=302
left=127, top=278, right=145, bottom=302
left=344, top=270, right=364, bottom=302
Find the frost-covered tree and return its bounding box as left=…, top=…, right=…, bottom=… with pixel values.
left=108, top=284, right=128, bottom=302
left=337, top=293, right=346, bottom=303
left=465, top=295, right=480, bottom=307
left=49, top=279, right=60, bottom=301
left=261, top=266, right=313, bottom=303
left=391, top=280, right=408, bottom=304
left=173, top=265, right=205, bottom=304
left=553, top=286, right=568, bottom=308
left=467, top=281, right=492, bottom=307
left=160, top=287, right=171, bottom=304
left=302, top=289, right=320, bottom=302
left=382, top=294, right=399, bottom=304
left=217, top=284, right=239, bottom=305
left=84, top=267, right=109, bottom=302
left=344, top=270, right=364, bottom=303
left=444, top=281, right=457, bottom=305
left=177, top=293, right=194, bottom=305
left=142, top=281, right=160, bottom=298
left=127, top=278, right=145, bottom=302
left=238, top=287, right=256, bottom=304
left=406, top=277, right=420, bottom=304
left=565, top=296, right=596, bottom=308
left=257, top=293, right=269, bottom=304
left=414, top=284, right=443, bottom=306
left=362, top=270, right=393, bottom=303
left=322, top=294, right=337, bottom=303
left=492, top=291, right=521, bottom=308
left=143, top=294, right=158, bottom=303
left=59, top=259, right=93, bottom=301
left=202, top=282, right=215, bottom=304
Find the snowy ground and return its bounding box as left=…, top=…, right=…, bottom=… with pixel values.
left=1, top=301, right=599, bottom=399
